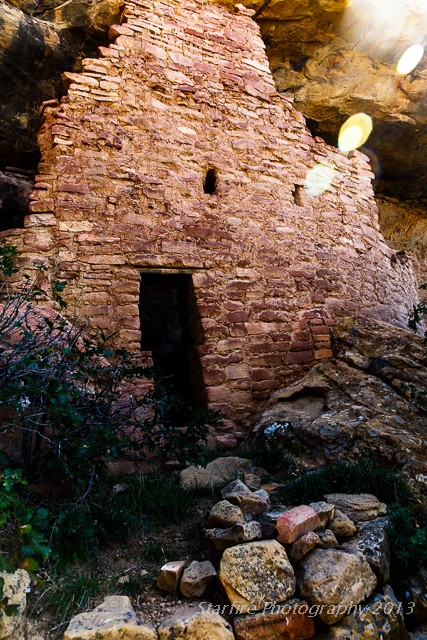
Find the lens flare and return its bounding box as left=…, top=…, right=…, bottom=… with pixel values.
left=397, top=44, right=424, bottom=75
left=338, top=113, right=373, bottom=153
left=304, top=163, right=335, bottom=196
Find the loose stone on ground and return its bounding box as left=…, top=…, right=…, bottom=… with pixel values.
left=158, top=603, right=234, bottom=640
left=295, top=549, right=377, bottom=624
left=157, top=561, right=186, bottom=593
left=218, top=540, right=296, bottom=614
left=179, top=561, right=216, bottom=598
left=63, top=596, right=157, bottom=640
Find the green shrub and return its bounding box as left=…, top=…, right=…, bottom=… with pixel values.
left=0, top=245, right=222, bottom=571
left=0, top=462, right=51, bottom=615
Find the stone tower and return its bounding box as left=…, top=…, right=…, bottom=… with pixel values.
left=2, top=0, right=418, bottom=437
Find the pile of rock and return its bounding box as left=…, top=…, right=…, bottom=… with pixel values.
left=58, top=475, right=423, bottom=639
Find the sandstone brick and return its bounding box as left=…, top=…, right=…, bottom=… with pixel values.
left=282, top=351, right=314, bottom=364
left=226, top=364, right=250, bottom=380
left=314, top=348, right=333, bottom=360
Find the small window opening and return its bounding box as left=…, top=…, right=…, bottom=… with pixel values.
left=204, top=168, right=217, bottom=195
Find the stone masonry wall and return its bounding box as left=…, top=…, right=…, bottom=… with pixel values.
left=0, top=0, right=419, bottom=437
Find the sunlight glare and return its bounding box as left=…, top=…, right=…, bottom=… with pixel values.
left=397, top=44, right=424, bottom=75
left=304, top=164, right=335, bottom=196
left=338, top=113, right=373, bottom=153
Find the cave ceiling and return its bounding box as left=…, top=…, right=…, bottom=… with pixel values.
left=0, top=0, right=427, bottom=203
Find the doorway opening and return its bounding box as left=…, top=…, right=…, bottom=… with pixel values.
left=139, top=272, right=196, bottom=425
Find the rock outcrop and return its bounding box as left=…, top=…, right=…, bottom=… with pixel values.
left=3, top=0, right=427, bottom=208
left=252, top=316, right=427, bottom=472
left=0, top=0, right=120, bottom=170
left=214, top=0, right=427, bottom=204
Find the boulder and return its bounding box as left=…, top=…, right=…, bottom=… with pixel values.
left=399, top=567, right=427, bottom=628
left=295, top=549, right=377, bottom=624
left=409, top=623, right=427, bottom=640
left=218, top=540, right=295, bottom=613
left=325, top=494, right=381, bottom=523
left=63, top=596, right=157, bottom=639
left=206, top=501, right=245, bottom=529
left=0, top=569, right=30, bottom=640
left=233, top=598, right=315, bottom=640
left=251, top=318, right=427, bottom=472
left=316, top=594, right=409, bottom=639
left=221, top=480, right=251, bottom=499
left=259, top=512, right=281, bottom=539
left=158, top=603, right=234, bottom=640
left=341, top=518, right=390, bottom=586
left=328, top=510, right=356, bottom=538
left=180, top=561, right=216, bottom=598
left=253, top=489, right=271, bottom=510
left=180, top=457, right=255, bottom=489
left=309, top=501, right=335, bottom=528
left=157, top=561, right=186, bottom=593
left=276, top=506, right=321, bottom=544
left=286, top=531, right=320, bottom=564
left=317, top=530, right=340, bottom=549
left=206, top=522, right=262, bottom=552
left=226, top=492, right=269, bottom=522
left=243, top=474, right=261, bottom=491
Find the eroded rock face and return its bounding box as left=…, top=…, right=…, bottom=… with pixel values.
left=252, top=317, right=427, bottom=472
left=214, top=0, right=427, bottom=203
left=0, top=0, right=120, bottom=172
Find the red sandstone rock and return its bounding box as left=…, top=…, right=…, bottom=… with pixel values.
left=276, top=506, right=321, bottom=544
left=233, top=599, right=315, bottom=640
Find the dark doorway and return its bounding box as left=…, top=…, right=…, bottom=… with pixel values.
left=139, top=272, right=195, bottom=423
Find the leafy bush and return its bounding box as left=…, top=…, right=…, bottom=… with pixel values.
left=0, top=461, right=51, bottom=615
left=0, top=244, right=222, bottom=573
